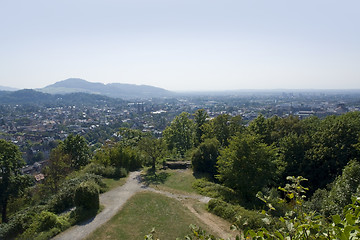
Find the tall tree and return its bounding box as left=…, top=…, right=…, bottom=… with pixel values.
left=62, top=134, right=90, bottom=170
left=247, top=114, right=273, bottom=145
left=305, top=112, right=360, bottom=190
left=0, top=140, right=31, bottom=223
left=193, top=109, right=208, bottom=146
left=163, top=112, right=194, bottom=157
left=43, top=146, right=72, bottom=193
left=139, top=137, right=167, bottom=171
left=217, top=133, right=279, bottom=204
left=191, top=138, right=220, bottom=177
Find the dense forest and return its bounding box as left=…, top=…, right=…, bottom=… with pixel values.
left=1, top=111, right=360, bottom=239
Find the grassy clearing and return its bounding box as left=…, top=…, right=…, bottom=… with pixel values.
left=85, top=191, right=213, bottom=240
left=102, top=177, right=128, bottom=191
left=142, top=168, right=198, bottom=194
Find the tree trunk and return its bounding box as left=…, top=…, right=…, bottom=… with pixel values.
left=152, top=157, right=156, bottom=171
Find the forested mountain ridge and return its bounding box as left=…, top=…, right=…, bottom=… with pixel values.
left=40, top=78, right=173, bottom=99
left=0, top=89, right=124, bottom=106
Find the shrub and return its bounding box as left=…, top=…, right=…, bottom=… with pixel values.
left=83, top=163, right=127, bottom=178
left=74, top=181, right=100, bottom=210
left=207, top=199, right=267, bottom=231
left=17, top=211, right=70, bottom=240
left=192, top=178, right=236, bottom=202
left=47, top=173, right=105, bottom=213
left=1, top=174, right=103, bottom=239
left=191, top=138, right=220, bottom=177
left=0, top=206, right=46, bottom=239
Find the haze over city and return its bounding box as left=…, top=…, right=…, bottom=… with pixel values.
left=1, top=0, right=359, bottom=91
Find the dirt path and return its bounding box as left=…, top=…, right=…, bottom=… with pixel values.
left=53, top=171, right=235, bottom=240
left=53, top=171, right=144, bottom=240
left=146, top=188, right=236, bottom=239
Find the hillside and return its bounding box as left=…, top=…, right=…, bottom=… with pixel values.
left=0, top=85, right=18, bottom=91
left=0, top=89, right=124, bottom=106
left=40, top=78, right=173, bottom=99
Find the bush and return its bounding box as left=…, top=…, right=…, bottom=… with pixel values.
left=17, top=211, right=70, bottom=240
left=74, top=181, right=100, bottom=210
left=83, top=163, right=128, bottom=178
left=207, top=199, right=267, bottom=231
left=0, top=206, right=46, bottom=239
left=191, top=138, right=220, bottom=177
left=1, top=174, right=103, bottom=239
left=192, top=178, right=236, bottom=202
left=47, top=173, right=105, bottom=213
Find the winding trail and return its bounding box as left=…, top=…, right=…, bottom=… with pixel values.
left=52, top=171, right=235, bottom=240
left=53, top=171, right=145, bottom=240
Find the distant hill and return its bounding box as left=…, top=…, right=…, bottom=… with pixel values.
left=40, top=78, right=173, bottom=99
left=0, top=85, right=18, bottom=91
left=0, top=89, right=124, bottom=106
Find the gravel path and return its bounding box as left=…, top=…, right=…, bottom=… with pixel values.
left=52, top=171, right=145, bottom=240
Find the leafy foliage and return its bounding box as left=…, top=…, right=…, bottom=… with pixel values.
left=191, top=138, right=220, bottom=177
left=207, top=199, right=266, bottom=231
left=93, top=142, right=143, bottom=171
left=163, top=112, right=194, bottom=156
left=82, top=162, right=127, bottom=178
left=62, top=134, right=90, bottom=170
left=74, top=181, right=100, bottom=211
left=192, top=178, right=235, bottom=201
left=139, top=137, right=167, bottom=171
left=17, top=211, right=70, bottom=240
left=217, top=133, right=279, bottom=204
left=0, top=139, right=32, bottom=223
left=308, top=159, right=360, bottom=217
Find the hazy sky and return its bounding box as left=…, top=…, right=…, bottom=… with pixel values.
left=1, top=0, right=359, bottom=91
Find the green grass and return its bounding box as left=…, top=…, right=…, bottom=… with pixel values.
left=143, top=169, right=198, bottom=194
left=102, top=177, right=128, bottom=191
left=85, top=192, right=213, bottom=240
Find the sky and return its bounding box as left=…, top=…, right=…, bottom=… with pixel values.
left=0, top=0, right=359, bottom=91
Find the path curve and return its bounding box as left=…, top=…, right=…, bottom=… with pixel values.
left=53, top=171, right=233, bottom=240
left=53, top=171, right=145, bottom=240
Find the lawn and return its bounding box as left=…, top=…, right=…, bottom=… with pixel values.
left=85, top=191, right=213, bottom=240
left=142, top=168, right=198, bottom=194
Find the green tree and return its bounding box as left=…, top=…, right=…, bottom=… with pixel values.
left=248, top=114, right=273, bottom=145
left=43, top=146, right=72, bottom=193
left=193, top=109, right=208, bottom=146
left=322, top=160, right=360, bottom=216
left=305, top=112, right=360, bottom=190
left=62, top=134, right=90, bottom=170
left=217, top=133, right=279, bottom=204
left=163, top=112, right=194, bottom=157
left=191, top=138, right=220, bottom=177
left=139, top=137, right=167, bottom=171
left=278, top=133, right=310, bottom=184
left=118, top=127, right=150, bottom=147
left=93, top=142, right=143, bottom=171
left=228, top=115, right=244, bottom=137
left=0, top=140, right=31, bottom=223
left=202, top=114, right=243, bottom=147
